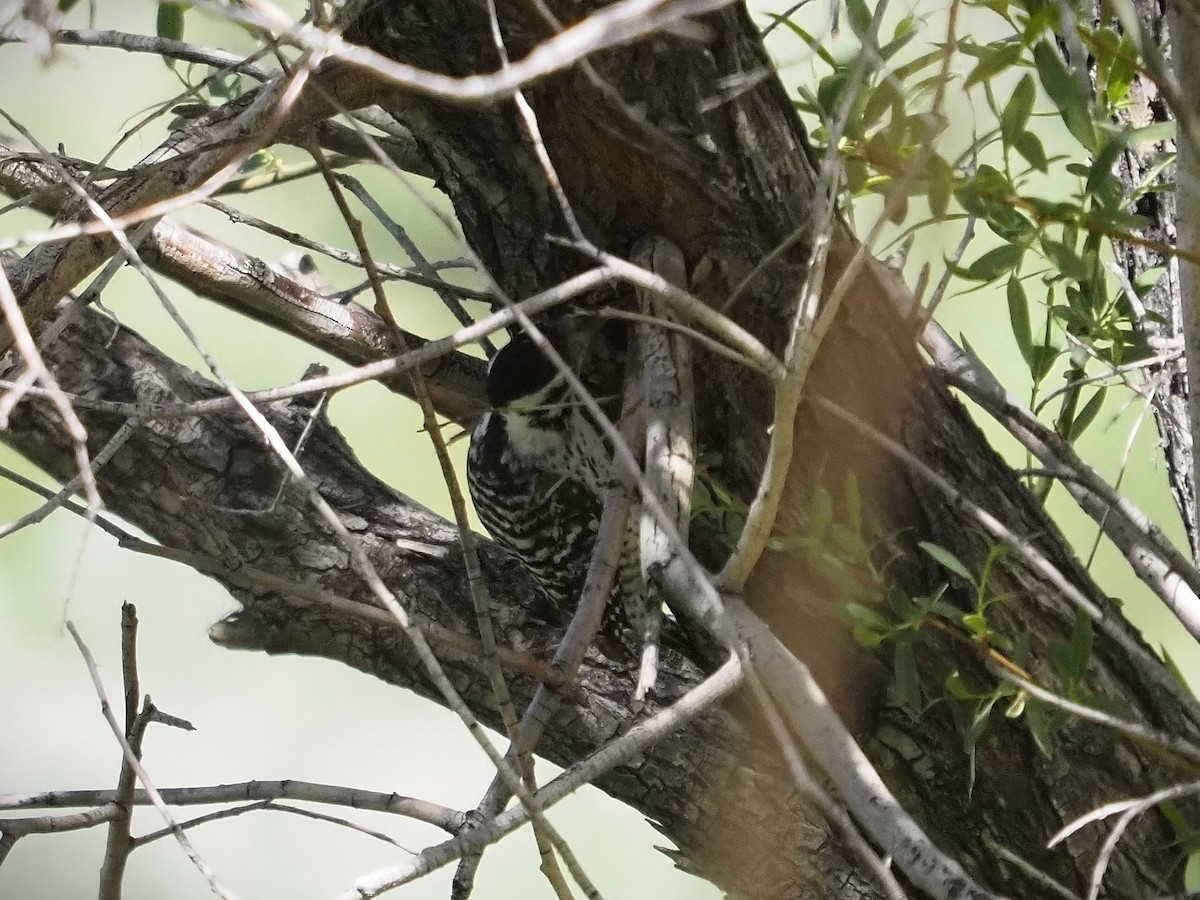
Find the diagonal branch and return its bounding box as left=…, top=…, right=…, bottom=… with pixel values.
left=0, top=306, right=852, bottom=899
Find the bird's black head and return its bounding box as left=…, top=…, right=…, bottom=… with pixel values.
left=485, top=333, right=561, bottom=408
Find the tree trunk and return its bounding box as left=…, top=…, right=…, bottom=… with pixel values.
left=1111, top=0, right=1197, bottom=554
left=3, top=2, right=1199, bottom=897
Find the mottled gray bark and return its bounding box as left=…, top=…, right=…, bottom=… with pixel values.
left=1, top=309, right=866, bottom=899
left=1111, top=0, right=1197, bottom=556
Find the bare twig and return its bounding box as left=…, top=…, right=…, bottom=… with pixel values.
left=135, top=801, right=414, bottom=852
left=0, top=28, right=275, bottom=79
left=578, top=246, right=785, bottom=381
left=0, top=805, right=122, bottom=838
left=813, top=390, right=1197, bottom=718
left=1049, top=781, right=1200, bottom=900
left=449, top=316, right=646, bottom=899
left=321, top=141, right=579, bottom=898
left=0, top=266, right=100, bottom=512
left=333, top=174, right=494, bottom=358
left=344, top=655, right=744, bottom=899
left=66, top=622, right=237, bottom=900
left=994, top=668, right=1200, bottom=770
left=97, top=603, right=144, bottom=900
left=724, top=598, right=1000, bottom=900
left=0, top=65, right=320, bottom=341
left=1, top=782, right=466, bottom=833
left=244, top=0, right=740, bottom=105
left=740, top=660, right=906, bottom=900
left=720, top=0, right=936, bottom=589
left=0, top=459, right=556, bottom=681
left=923, top=322, right=1200, bottom=642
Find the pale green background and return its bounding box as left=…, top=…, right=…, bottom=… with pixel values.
left=0, top=3, right=1195, bottom=899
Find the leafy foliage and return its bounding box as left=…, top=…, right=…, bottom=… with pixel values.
left=785, top=0, right=1171, bottom=448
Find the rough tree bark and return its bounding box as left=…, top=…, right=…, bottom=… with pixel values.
left=3, top=2, right=1200, bottom=898
left=1111, top=0, right=1197, bottom=555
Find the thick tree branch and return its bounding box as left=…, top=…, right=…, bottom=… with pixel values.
left=1, top=307, right=863, bottom=899
left=0, top=135, right=487, bottom=424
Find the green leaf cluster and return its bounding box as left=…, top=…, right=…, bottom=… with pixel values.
left=777, top=0, right=1173, bottom=450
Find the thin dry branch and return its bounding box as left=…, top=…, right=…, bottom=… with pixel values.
left=0, top=28, right=276, bottom=79
left=66, top=623, right=236, bottom=900
left=0, top=43, right=395, bottom=346
left=243, top=0, right=738, bottom=104
left=0, top=782, right=467, bottom=833
left=813, top=390, right=1196, bottom=717
left=97, top=603, right=144, bottom=900
left=923, top=321, right=1200, bottom=642
left=344, top=655, right=744, bottom=900
left=0, top=266, right=100, bottom=511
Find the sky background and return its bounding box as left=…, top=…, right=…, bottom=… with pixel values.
left=1, top=2, right=1196, bottom=899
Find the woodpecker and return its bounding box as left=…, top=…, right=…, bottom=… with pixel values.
left=467, top=333, right=656, bottom=646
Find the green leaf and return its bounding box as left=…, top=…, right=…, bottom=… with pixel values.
left=157, top=3, right=188, bottom=44
left=1052, top=612, right=1094, bottom=685
left=809, top=485, right=833, bottom=538
left=208, top=72, right=244, bottom=102
left=964, top=41, right=1023, bottom=88
left=963, top=695, right=999, bottom=796
left=1026, top=196, right=1084, bottom=223
left=828, top=523, right=867, bottom=562
left=845, top=0, right=873, bottom=39
left=845, top=602, right=892, bottom=634
left=962, top=612, right=989, bottom=639
left=1006, top=277, right=1034, bottom=368
left=1088, top=203, right=1150, bottom=232
left=892, top=49, right=945, bottom=83
left=954, top=165, right=1012, bottom=217
left=928, top=166, right=952, bottom=218
left=963, top=243, right=1024, bottom=282
left=876, top=23, right=916, bottom=63
left=945, top=671, right=973, bottom=700
left=1069, top=611, right=1094, bottom=678
left=1186, top=849, right=1200, bottom=894
left=1030, top=344, right=1059, bottom=386
left=1069, top=387, right=1107, bottom=442
left=766, top=19, right=839, bottom=67
left=1129, top=121, right=1176, bottom=145
left=1040, top=237, right=1091, bottom=282
left=1087, top=131, right=1127, bottom=196
left=1135, top=265, right=1167, bottom=294
left=862, top=81, right=903, bottom=132
left=1004, top=690, right=1026, bottom=718
left=919, top=541, right=975, bottom=586
left=1000, top=74, right=1036, bottom=144
left=983, top=204, right=1035, bottom=243
left=893, top=642, right=922, bottom=714
left=852, top=626, right=886, bottom=648
left=1106, top=36, right=1139, bottom=106
left=1024, top=699, right=1058, bottom=756
left=1032, top=41, right=1095, bottom=150
left=965, top=697, right=998, bottom=751
left=1012, top=130, right=1049, bottom=171
left=816, top=71, right=851, bottom=119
